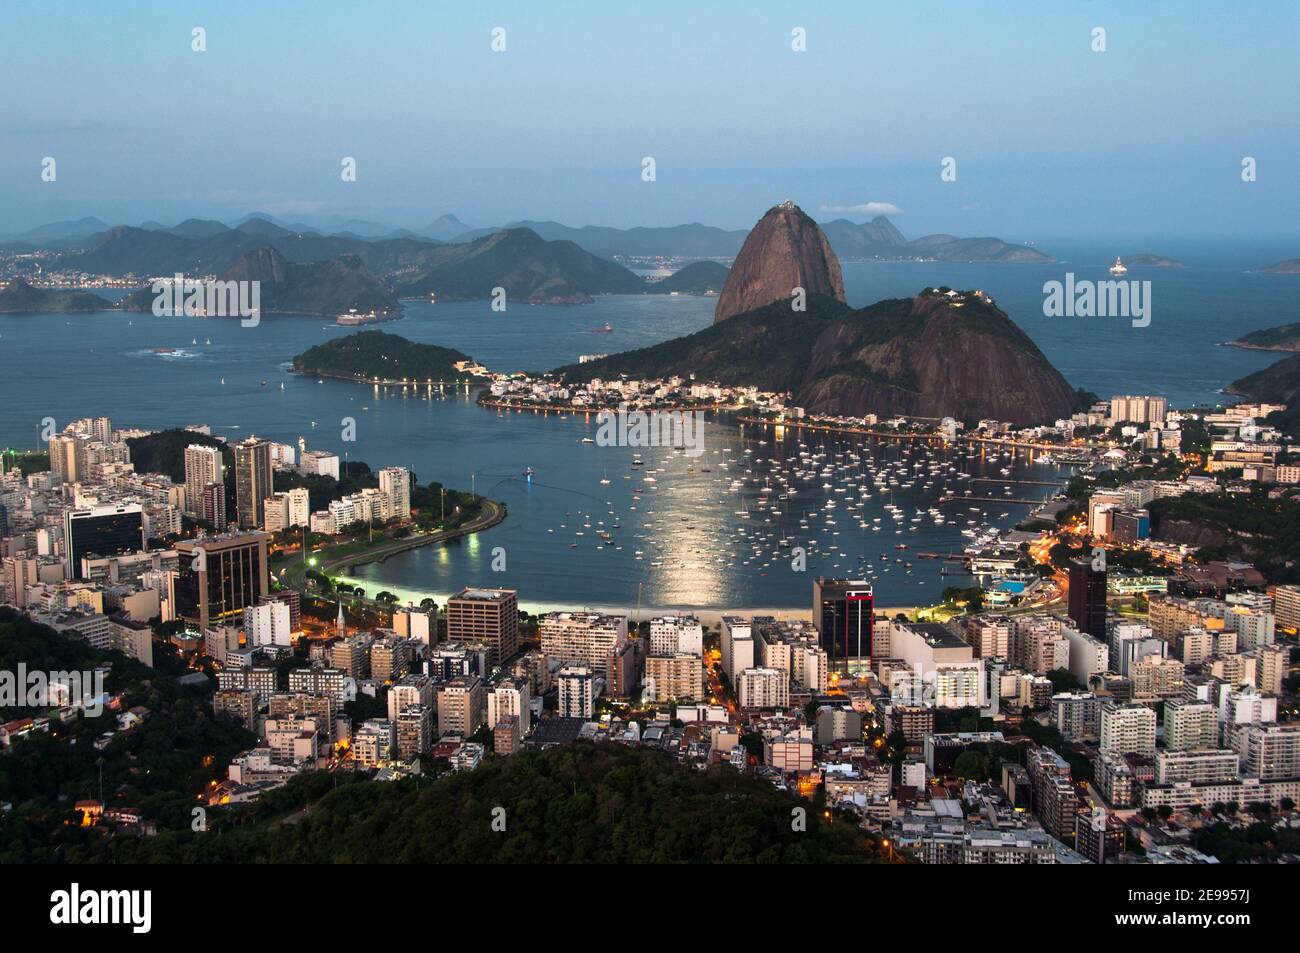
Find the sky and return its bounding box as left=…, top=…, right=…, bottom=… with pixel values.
left=2, top=0, right=1298, bottom=239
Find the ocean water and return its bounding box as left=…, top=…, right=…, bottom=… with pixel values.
left=1, top=244, right=1294, bottom=609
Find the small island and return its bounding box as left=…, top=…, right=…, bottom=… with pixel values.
left=291, top=330, right=479, bottom=383
left=1259, top=258, right=1300, bottom=275
left=1121, top=253, right=1183, bottom=268
left=1225, top=322, right=1300, bottom=352
left=646, top=260, right=729, bottom=295
left=0, top=278, right=113, bottom=314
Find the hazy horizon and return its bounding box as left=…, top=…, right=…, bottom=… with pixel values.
left=4, top=1, right=1299, bottom=239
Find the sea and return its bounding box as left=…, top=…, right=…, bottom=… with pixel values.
left=1, top=237, right=1295, bottom=612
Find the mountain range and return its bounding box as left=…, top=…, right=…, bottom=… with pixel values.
left=4, top=210, right=1053, bottom=264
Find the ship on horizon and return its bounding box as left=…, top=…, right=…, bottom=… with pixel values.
left=1109, top=257, right=1127, bottom=276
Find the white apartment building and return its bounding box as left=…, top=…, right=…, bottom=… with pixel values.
left=736, top=667, right=789, bottom=710
left=720, top=616, right=754, bottom=681
left=1164, top=699, right=1217, bottom=751
left=649, top=615, right=704, bottom=657
left=243, top=599, right=292, bottom=648
left=1099, top=702, right=1156, bottom=758
left=539, top=612, right=627, bottom=678
left=557, top=666, right=595, bottom=719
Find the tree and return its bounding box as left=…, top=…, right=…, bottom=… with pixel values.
left=952, top=750, right=988, bottom=782
left=1157, top=805, right=1173, bottom=822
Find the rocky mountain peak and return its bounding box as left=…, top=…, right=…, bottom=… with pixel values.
left=713, top=202, right=845, bottom=324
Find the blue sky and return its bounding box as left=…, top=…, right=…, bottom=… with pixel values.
left=2, top=0, right=1298, bottom=238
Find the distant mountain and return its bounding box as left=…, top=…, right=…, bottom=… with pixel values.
left=455, top=214, right=1049, bottom=263
left=335, top=219, right=399, bottom=239
left=118, top=247, right=400, bottom=317
left=392, top=228, right=645, bottom=304
left=169, top=218, right=231, bottom=238
left=292, top=330, right=473, bottom=382
left=420, top=214, right=473, bottom=242
left=1259, top=259, right=1300, bottom=275
left=818, top=216, right=908, bottom=257
left=649, top=261, right=730, bottom=295
left=1225, top=322, right=1300, bottom=352
left=0, top=278, right=112, bottom=314
left=13, top=217, right=111, bottom=244
left=1226, top=353, right=1300, bottom=437
left=235, top=217, right=296, bottom=239
left=557, top=288, right=1079, bottom=425
left=714, top=202, right=845, bottom=323
left=55, top=222, right=634, bottom=307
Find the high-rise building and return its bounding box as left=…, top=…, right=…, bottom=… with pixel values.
left=446, top=588, right=519, bottom=668
left=234, top=437, right=273, bottom=530
left=486, top=677, right=531, bottom=736
left=378, top=467, right=412, bottom=521
left=243, top=599, right=292, bottom=648
left=173, top=531, right=270, bottom=632
left=287, top=487, right=311, bottom=528
left=64, top=503, right=145, bottom=578
left=538, top=611, right=626, bottom=678
left=557, top=666, right=595, bottom=719
left=184, top=444, right=225, bottom=517
left=1164, top=699, right=1217, bottom=751
left=436, top=675, right=485, bottom=737
left=199, top=482, right=226, bottom=527
left=644, top=654, right=702, bottom=702
left=1274, top=585, right=1300, bottom=634
left=48, top=433, right=86, bottom=484
left=813, top=578, right=873, bottom=672
left=1067, top=558, right=1107, bottom=638
left=1099, top=701, right=1157, bottom=757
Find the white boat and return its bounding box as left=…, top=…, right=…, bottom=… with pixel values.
left=1109, top=257, right=1127, bottom=276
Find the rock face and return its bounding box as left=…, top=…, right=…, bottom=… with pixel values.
left=714, top=202, right=845, bottom=323
left=793, top=291, right=1081, bottom=424
left=559, top=289, right=1081, bottom=426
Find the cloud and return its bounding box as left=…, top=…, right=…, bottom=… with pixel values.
left=819, top=202, right=902, bottom=216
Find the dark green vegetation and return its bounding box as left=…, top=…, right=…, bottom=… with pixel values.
left=1226, top=321, right=1300, bottom=352
left=1147, top=489, right=1300, bottom=583
left=292, top=330, right=473, bottom=382
left=0, top=278, right=112, bottom=313
left=91, top=743, right=889, bottom=863
left=125, top=428, right=231, bottom=483
left=650, top=260, right=729, bottom=294
left=1192, top=817, right=1300, bottom=863
left=1222, top=358, right=1294, bottom=439
left=0, top=610, right=257, bottom=863
left=0, top=450, right=51, bottom=476
left=556, top=290, right=1080, bottom=425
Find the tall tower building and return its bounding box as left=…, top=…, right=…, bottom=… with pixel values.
left=184, top=444, right=225, bottom=518
left=378, top=467, right=412, bottom=521
left=447, top=588, right=520, bottom=667
left=173, top=531, right=270, bottom=632
left=813, top=578, right=874, bottom=673
left=48, top=433, right=86, bottom=485
left=234, top=437, right=273, bottom=530
left=1068, top=558, right=1107, bottom=638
